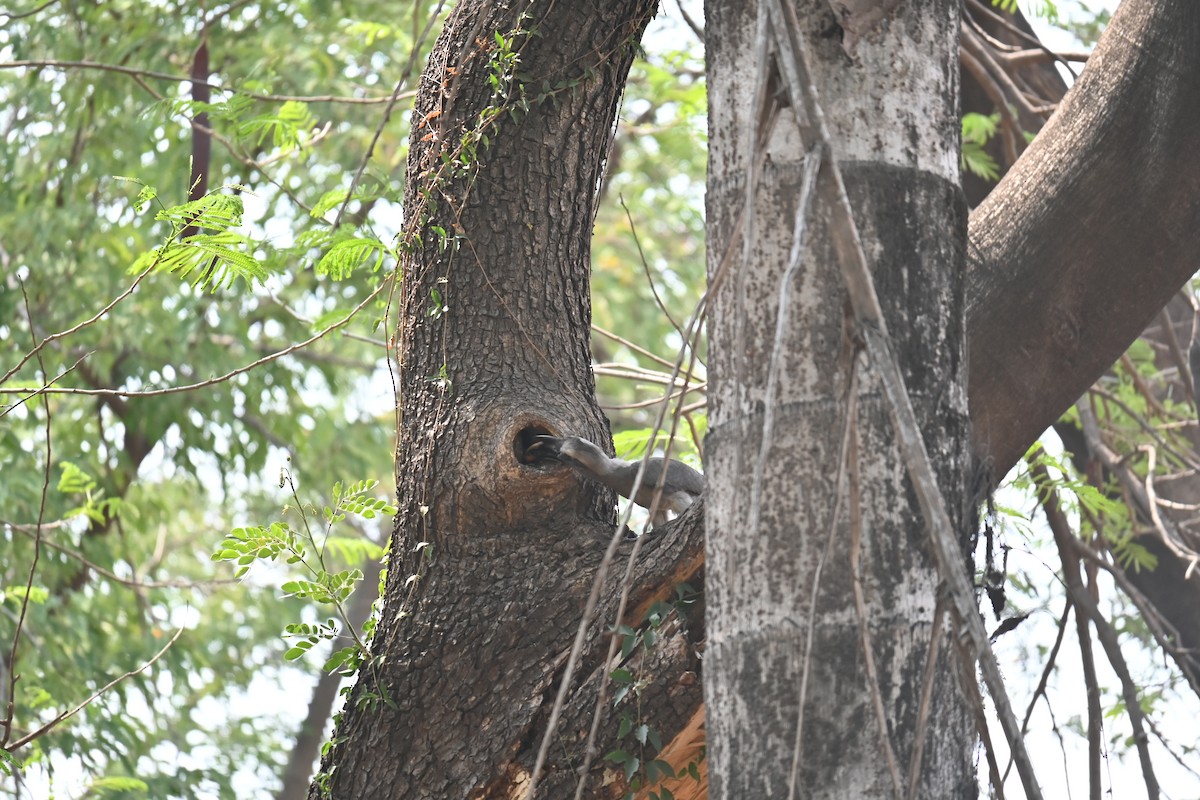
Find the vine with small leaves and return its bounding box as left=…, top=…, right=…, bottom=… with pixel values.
left=604, top=584, right=703, bottom=800
left=211, top=470, right=395, bottom=681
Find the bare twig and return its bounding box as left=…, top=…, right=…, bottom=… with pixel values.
left=4, top=522, right=237, bottom=591
left=998, top=49, right=1091, bottom=68
left=1036, top=463, right=1160, bottom=799
left=1001, top=599, right=1072, bottom=786
left=1086, top=386, right=1200, bottom=472
left=592, top=324, right=682, bottom=372
left=1069, top=535, right=1200, bottom=697
left=1076, top=402, right=1200, bottom=572
left=0, top=0, right=60, bottom=22
left=0, top=263, right=157, bottom=391
left=7, top=627, right=185, bottom=750
left=0, top=59, right=410, bottom=105
left=959, top=45, right=1021, bottom=166
left=0, top=278, right=390, bottom=402
left=333, top=0, right=448, bottom=229
left=1, top=279, right=55, bottom=748
left=674, top=0, right=704, bottom=41
left=619, top=194, right=687, bottom=341
left=906, top=595, right=947, bottom=800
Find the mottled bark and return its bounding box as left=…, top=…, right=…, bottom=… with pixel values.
left=704, top=0, right=974, bottom=797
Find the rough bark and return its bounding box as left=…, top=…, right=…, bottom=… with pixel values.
left=704, top=0, right=974, bottom=797
left=308, top=1, right=668, bottom=797
left=967, top=0, right=1200, bottom=480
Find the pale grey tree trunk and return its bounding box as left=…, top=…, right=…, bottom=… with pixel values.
left=704, top=0, right=975, bottom=797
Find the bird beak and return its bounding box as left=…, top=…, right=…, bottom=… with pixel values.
left=528, top=435, right=564, bottom=461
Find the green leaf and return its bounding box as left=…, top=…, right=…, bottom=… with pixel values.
left=617, top=714, right=633, bottom=740
left=316, top=237, right=388, bottom=279
left=86, top=776, right=150, bottom=796
left=283, top=645, right=310, bottom=660
left=155, top=193, right=245, bottom=232
left=324, top=646, right=362, bottom=674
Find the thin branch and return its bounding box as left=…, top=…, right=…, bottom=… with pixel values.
left=1036, top=464, right=1160, bottom=799
left=956, top=638, right=1006, bottom=799
left=959, top=45, right=1021, bottom=181
left=1001, top=599, right=1072, bottom=787
left=960, top=23, right=1060, bottom=122
left=0, top=0, right=60, bottom=22
left=0, top=263, right=157, bottom=392
left=999, top=48, right=1090, bottom=68
left=1069, top=535, right=1200, bottom=698
left=1145, top=711, right=1200, bottom=782
left=4, top=521, right=237, bottom=591
left=0, top=60, right=411, bottom=105
left=674, top=0, right=704, bottom=42
left=332, top=0, right=448, bottom=229
left=591, top=324, right=680, bottom=371
left=619, top=194, right=686, bottom=342
left=1086, top=386, right=1200, bottom=472
left=267, top=292, right=388, bottom=349
left=1, top=279, right=54, bottom=748
left=965, top=0, right=1079, bottom=79
left=906, top=595, right=947, bottom=800
left=0, top=278, right=390, bottom=401
left=7, top=627, right=184, bottom=750
left=1077, top=402, right=1200, bottom=569
left=1118, top=354, right=1170, bottom=418
left=0, top=351, right=92, bottom=418
left=1072, top=549, right=1103, bottom=800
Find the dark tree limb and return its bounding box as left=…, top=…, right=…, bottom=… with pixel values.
left=967, top=0, right=1200, bottom=480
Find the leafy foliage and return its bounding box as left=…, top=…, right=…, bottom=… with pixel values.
left=0, top=0, right=433, bottom=794
left=962, top=112, right=1001, bottom=182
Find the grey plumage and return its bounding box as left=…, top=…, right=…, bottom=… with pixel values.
left=533, top=435, right=704, bottom=525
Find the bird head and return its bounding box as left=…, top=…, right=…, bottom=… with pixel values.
left=532, top=435, right=615, bottom=475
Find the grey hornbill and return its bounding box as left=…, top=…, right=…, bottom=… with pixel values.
left=532, top=435, right=704, bottom=526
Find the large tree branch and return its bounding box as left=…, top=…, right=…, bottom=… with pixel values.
left=967, top=0, right=1200, bottom=479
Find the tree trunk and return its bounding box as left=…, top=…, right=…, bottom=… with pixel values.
left=963, top=0, right=1200, bottom=697
left=308, top=1, right=666, bottom=797
left=704, top=0, right=974, bottom=797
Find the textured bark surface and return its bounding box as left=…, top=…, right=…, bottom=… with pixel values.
left=704, top=0, right=974, bottom=797
left=306, top=1, right=683, bottom=797
left=967, top=0, right=1200, bottom=480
